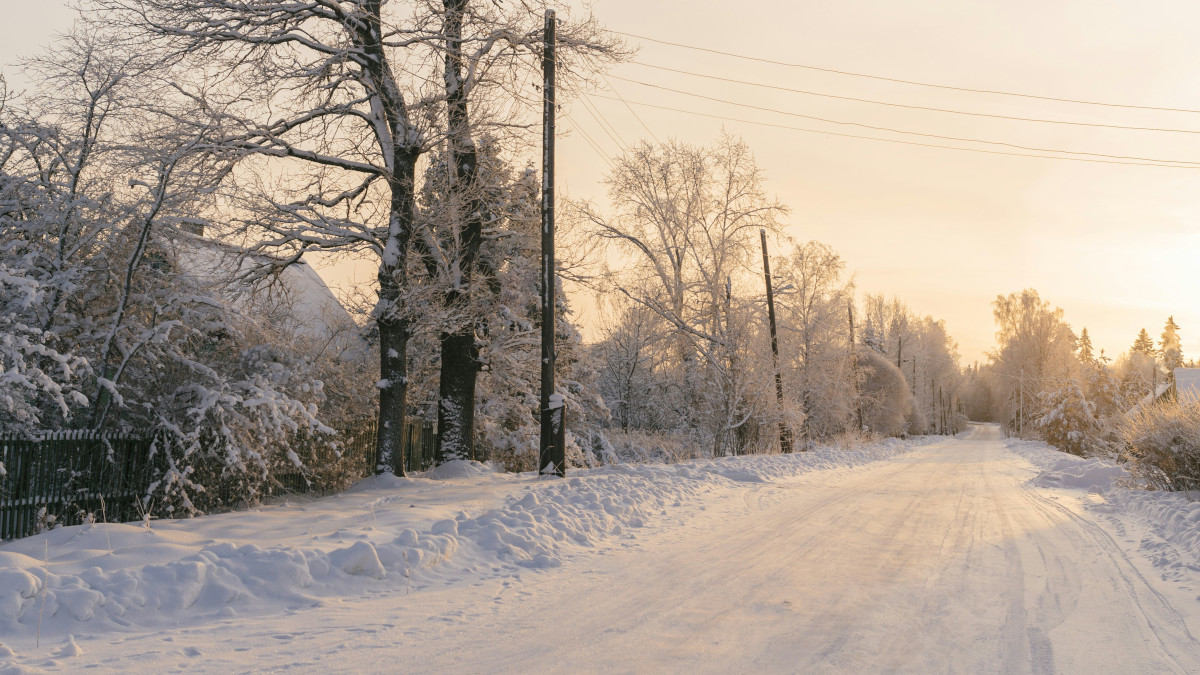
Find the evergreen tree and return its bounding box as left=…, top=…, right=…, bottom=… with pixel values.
left=1035, top=380, right=1103, bottom=456
left=1077, top=327, right=1095, bottom=365
left=1132, top=328, right=1156, bottom=355
left=1161, top=316, right=1183, bottom=380
left=862, top=318, right=884, bottom=354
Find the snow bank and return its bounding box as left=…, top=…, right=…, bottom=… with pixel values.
left=1034, top=456, right=1128, bottom=492
left=1005, top=439, right=1128, bottom=492
left=0, top=436, right=929, bottom=643
left=1100, top=489, right=1200, bottom=577
left=1006, top=438, right=1200, bottom=579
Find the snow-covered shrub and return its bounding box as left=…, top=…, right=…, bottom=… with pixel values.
left=1035, top=380, right=1107, bottom=457
left=857, top=348, right=913, bottom=437
left=0, top=39, right=340, bottom=516
left=604, top=430, right=704, bottom=464
left=1119, top=398, right=1200, bottom=492
left=905, top=406, right=929, bottom=436
left=0, top=259, right=91, bottom=434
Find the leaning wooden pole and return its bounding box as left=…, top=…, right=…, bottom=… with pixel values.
left=539, top=10, right=565, bottom=477
left=760, top=229, right=794, bottom=453
left=849, top=301, right=864, bottom=432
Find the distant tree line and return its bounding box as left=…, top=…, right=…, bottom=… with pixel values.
left=959, top=288, right=1198, bottom=490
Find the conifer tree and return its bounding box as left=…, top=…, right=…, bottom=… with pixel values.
left=1161, top=316, right=1183, bottom=380
left=1132, top=328, right=1156, bottom=355
left=1077, top=327, right=1095, bottom=365
left=862, top=318, right=884, bottom=354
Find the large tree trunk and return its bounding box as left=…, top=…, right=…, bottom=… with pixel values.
left=436, top=331, right=480, bottom=461
left=360, top=1, right=420, bottom=476
left=434, top=0, right=485, bottom=463
left=375, top=158, right=419, bottom=475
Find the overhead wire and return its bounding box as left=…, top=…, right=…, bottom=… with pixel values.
left=613, top=29, right=1200, bottom=114
left=588, top=94, right=1200, bottom=170
left=601, top=73, right=662, bottom=144
left=626, top=61, right=1200, bottom=135
left=561, top=110, right=617, bottom=171
left=605, top=75, right=1200, bottom=167
left=577, top=92, right=631, bottom=152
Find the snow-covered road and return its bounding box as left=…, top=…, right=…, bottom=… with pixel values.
left=4, top=424, right=1200, bottom=673
left=385, top=424, right=1200, bottom=673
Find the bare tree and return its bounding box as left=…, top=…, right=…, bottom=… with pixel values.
left=574, top=133, right=786, bottom=451
left=94, top=0, right=622, bottom=470
left=91, top=0, right=441, bottom=473
left=990, top=288, right=1077, bottom=433
left=772, top=241, right=854, bottom=442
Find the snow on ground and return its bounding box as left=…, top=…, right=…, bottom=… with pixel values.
left=4, top=427, right=1200, bottom=673
left=0, top=435, right=928, bottom=670
left=1007, top=436, right=1200, bottom=587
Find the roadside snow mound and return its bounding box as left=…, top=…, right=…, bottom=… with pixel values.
left=0, top=435, right=933, bottom=640
left=1007, top=436, right=1200, bottom=575
left=1005, top=438, right=1127, bottom=492
left=1034, top=456, right=1128, bottom=492
left=1102, top=489, right=1200, bottom=575
left=425, top=459, right=498, bottom=480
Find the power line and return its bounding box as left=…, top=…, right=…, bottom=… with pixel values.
left=577, top=92, right=631, bottom=152
left=603, top=74, right=662, bottom=144
left=627, top=61, right=1200, bottom=135
left=606, top=76, right=1200, bottom=166
left=613, top=29, right=1200, bottom=115
left=588, top=94, right=1200, bottom=170
left=562, top=110, right=617, bottom=171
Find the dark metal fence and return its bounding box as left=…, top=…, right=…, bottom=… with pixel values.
left=0, top=431, right=152, bottom=542
left=275, top=418, right=437, bottom=493
left=0, top=418, right=437, bottom=541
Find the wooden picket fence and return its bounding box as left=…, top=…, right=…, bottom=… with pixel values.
left=0, top=418, right=437, bottom=541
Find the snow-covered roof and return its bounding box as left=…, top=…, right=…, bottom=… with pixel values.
left=1131, top=381, right=1173, bottom=412
left=1174, top=368, right=1200, bottom=403
left=180, top=236, right=366, bottom=359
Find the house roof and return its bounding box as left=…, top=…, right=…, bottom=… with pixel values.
left=1132, top=381, right=1173, bottom=411
left=179, top=235, right=366, bottom=358
left=1175, top=368, right=1200, bottom=403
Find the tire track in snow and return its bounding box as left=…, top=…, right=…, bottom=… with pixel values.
left=1018, top=483, right=1200, bottom=673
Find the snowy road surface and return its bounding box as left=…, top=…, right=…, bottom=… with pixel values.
left=3, top=424, right=1200, bottom=673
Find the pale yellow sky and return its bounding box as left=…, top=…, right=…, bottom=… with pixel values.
left=7, top=1, right=1199, bottom=364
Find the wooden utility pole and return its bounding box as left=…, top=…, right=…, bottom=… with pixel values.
left=1018, top=368, right=1024, bottom=437
left=539, top=10, right=565, bottom=477
left=938, top=386, right=945, bottom=433
left=760, top=229, right=794, bottom=453
left=849, top=302, right=863, bottom=431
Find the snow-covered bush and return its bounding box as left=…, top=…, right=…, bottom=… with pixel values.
left=905, top=406, right=930, bottom=436
left=0, top=34, right=340, bottom=516
left=603, top=430, right=705, bottom=464
left=1035, top=380, right=1107, bottom=457
left=857, top=348, right=913, bottom=437
left=0, top=259, right=90, bottom=434
left=1119, top=398, right=1200, bottom=492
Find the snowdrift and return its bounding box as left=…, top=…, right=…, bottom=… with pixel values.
left=1007, top=438, right=1200, bottom=581
left=0, top=437, right=927, bottom=642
